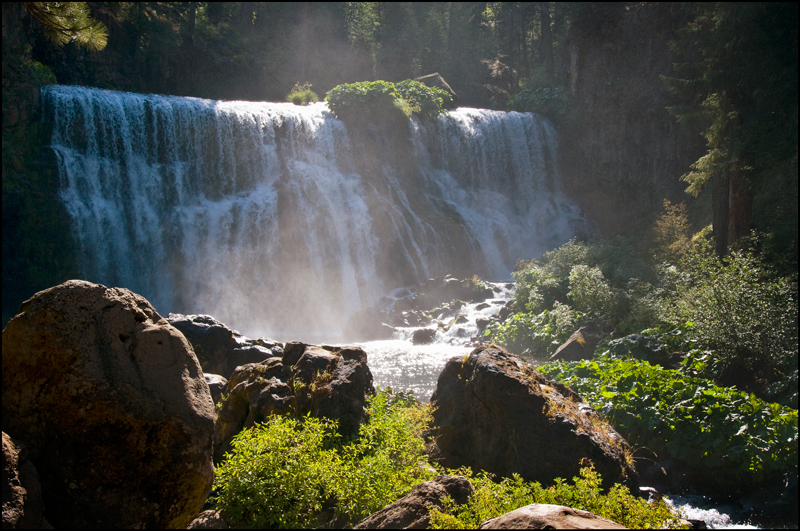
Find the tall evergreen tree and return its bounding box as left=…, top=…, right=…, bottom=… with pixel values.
left=664, top=2, right=798, bottom=256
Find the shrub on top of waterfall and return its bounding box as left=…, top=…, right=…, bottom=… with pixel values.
left=395, top=79, right=454, bottom=117
left=428, top=465, right=685, bottom=529
left=483, top=303, right=582, bottom=360
left=286, top=82, right=319, bottom=105
left=539, top=355, right=799, bottom=495
left=659, top=233, right=798, bottom=384
left=325, top=79, right=452, bottom=123
left=212, top=389, right=434, bottom=528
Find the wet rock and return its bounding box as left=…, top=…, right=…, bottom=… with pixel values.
left=205, top=374, right=229, bottom=406
left=2, top=280, right=215, bottom=528
left=213, top=343, right=374, bottom=463
left=2, top=432, right=51, bottom=529
left=354, top=475, right=474, bottom=529
left=412, top=328, right=437, bottom=345
left=429, top=345, right=637, bottom=489
left=479, top=504, right=626, bottom=529
left=167, top=313, right=282, bottom=378
left=549, top=320, right=614, bottom=362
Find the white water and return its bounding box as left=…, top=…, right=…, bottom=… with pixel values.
left=44, top=85, right=587, bottom=339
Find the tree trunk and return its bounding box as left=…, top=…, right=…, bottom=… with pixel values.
left=712, top=172, right=730, bottom=256
left=539, top=2, right=554, bottom=82
left=726, top=162, right=753, bottom=250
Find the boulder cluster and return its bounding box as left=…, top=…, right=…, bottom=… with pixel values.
left=3, top=280, right=640, bottom=529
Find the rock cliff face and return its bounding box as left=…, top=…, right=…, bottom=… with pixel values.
left=559, top=3, right=706, bottom=237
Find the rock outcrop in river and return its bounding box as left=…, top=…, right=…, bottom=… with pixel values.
left=429, top=344, right=638, bottom=489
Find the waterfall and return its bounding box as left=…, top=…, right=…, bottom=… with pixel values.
left=42, top=85, right=585, bottom=339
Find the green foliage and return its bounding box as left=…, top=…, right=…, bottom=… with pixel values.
left=507, top=86, right=570, bottom=117
left=23, top=2, right=108, bottom=51
left=428, top=465, right=686, bottom=529
left=325, top=80, right=404, bottom=122
left=568, top=265, right=624, bottom=322
left=484, top=304, right=581, bottom=359
left=511, top=238, right=660, bottom=331
left=324, top=79, right=451, bottom=123
left=539, top=356, right=798, bottom=493
left=28, top=60, right=57, bottom=85
left=651, top=199, right=691, bottom=263
left=212, top=390, right=434, bottom=528
left=661, top=238, right=798, bottom=375
left=286, top=82, right=319, bottom=106
left=395, top=80, right=453, bottom=118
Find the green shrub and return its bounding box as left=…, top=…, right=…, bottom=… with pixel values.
left=661, top=238, right=798, bottom=375
left=395, top=79, right=453, bottom=118
left=483, top=303, right=581, bottom=359
left=286, top=82, right=319, bottom=105
left=212, top=390, right=434, bottom=528
left=29, top=60, right=58, bottom=85
left=324, top=79, right=451, bottom=123
left=539, top=356, right=798, bottom=493
left=568, top=265, right=624, bottom=321
left=428, top=465, right=686, bottom=529
left=512, top=238, right=660, bottom=331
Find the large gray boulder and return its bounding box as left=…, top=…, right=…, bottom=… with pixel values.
left=479, top=504, right=626, bottom=529
left=166, top=313, right=282, bottom=378
left=429, top=345, right=637, bottom=489
left=214, top=342, right=374, bottom=463
left=354, top=475, right=474, bottom=529
left=2, top=280, right=215, bottom=528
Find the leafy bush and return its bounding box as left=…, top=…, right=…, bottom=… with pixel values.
left=325, top=79, right=451, bottom=123
left=212, top=390, right=434, bottom=528
left=286, top=82, right=319, bottom=105
left=428, top=465, right=686, bottom=529
left=512, top=238, right=660, bottom=331
left=29, top=60, right=58, bottom=85
left=661, top=238, right=798, bottom=375
left=568, top=265, right=625, bottom=322
left=483, top=303, right=581, bottom=359
left=539, top=356, right=798, bottom=493
left=395, top=79, right=453, bottom=118
left=651, top=199, right=691, bottom=263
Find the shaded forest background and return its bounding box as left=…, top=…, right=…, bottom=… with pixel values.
left=2, top=2, right=797, bottom=325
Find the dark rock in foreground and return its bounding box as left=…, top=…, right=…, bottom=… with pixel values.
left=2, top=280, right=215, bottom=528
left=2, top=432, right=51, bottom=529
left=167, top=313, right=283, bottom=379
left=429, top=345, right=637, bottom=489
left=214, top=342, right=374, bottom=463
left=354, top=475, right=474, bottom=529
left=479, top=504, right=626, bottom=529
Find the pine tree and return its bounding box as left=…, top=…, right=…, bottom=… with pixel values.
left=22, top=2, right=108, bottom=51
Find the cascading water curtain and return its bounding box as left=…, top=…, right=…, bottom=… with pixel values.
left=43, top=85, right=586, bottom=338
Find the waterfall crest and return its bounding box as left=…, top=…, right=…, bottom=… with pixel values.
left=43, top=85, right=585, bottom=338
